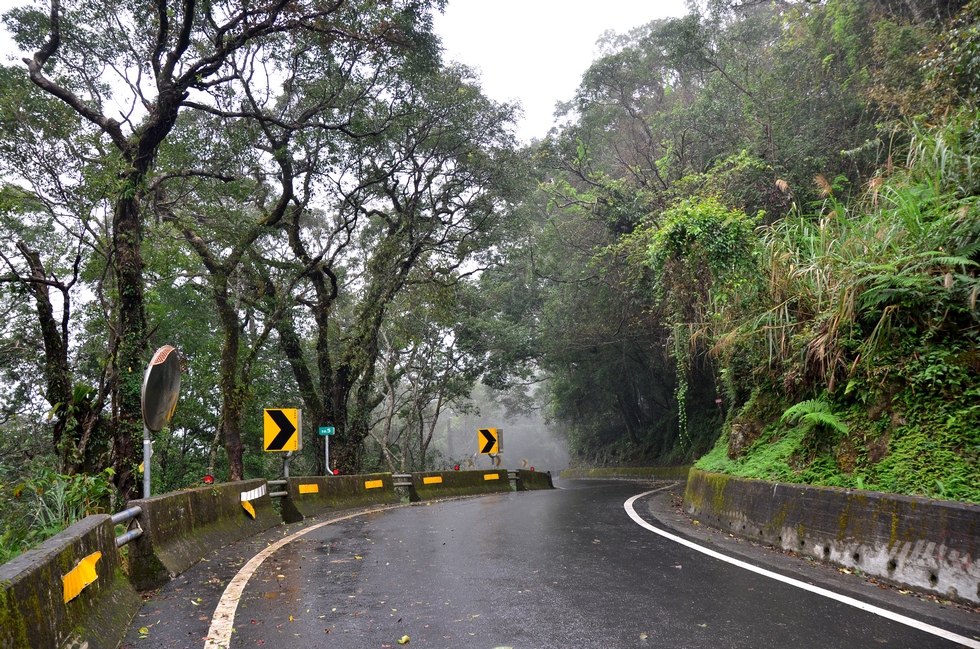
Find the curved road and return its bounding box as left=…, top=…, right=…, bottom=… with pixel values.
left=123, top=480, right=980, bottom=649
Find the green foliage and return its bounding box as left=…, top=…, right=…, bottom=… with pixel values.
left=531, top=0, right=980, bottom=495
left=0, top=465, right=115, bottom=563
left=924, top=0, right=980, bottom=111
left=781, top=398, right=850, bottom=436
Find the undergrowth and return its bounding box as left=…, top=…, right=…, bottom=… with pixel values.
left=696, top=381, right=980, bottom=504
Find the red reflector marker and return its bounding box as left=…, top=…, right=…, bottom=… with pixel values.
left=203, top=475, right=214, bottom=484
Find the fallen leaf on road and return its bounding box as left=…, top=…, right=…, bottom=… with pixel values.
left=397, top=635, right=411, bottom=644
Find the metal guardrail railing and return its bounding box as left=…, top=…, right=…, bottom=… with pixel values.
left=268, top=478, right=289, bottom=498
left=112, top=506, right=143, bottom=547
left=392, top=473, right=412, bottom=488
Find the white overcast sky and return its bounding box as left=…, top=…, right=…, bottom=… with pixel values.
left=433, top=0, right=690, bottom=142
left=0, top=0, right=691, bottom=141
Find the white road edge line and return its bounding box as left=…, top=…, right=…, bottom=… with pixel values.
left=624, top=491, right=980, bottom=649
left=204, top=505, right=406, bottom=649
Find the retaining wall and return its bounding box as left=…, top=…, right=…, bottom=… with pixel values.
left=279, top=473, right=401, bottom=523
left=126, top=478, right=279, bottom=590
left=684, top=468, right=980, bottom=605
left=410, top=469, right=513, bottom=501
left=0, top=514, right=141, bottom=649
left=560, top=465, right=692, bottom=480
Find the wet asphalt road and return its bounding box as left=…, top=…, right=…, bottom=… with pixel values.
left=122, top=479, right=980, bottom=649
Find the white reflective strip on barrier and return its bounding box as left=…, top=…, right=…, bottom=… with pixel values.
left=240, top=484, right=267, bottom=502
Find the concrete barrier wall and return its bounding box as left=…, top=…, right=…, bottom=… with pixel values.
left=0, top=514, right=142, bottom=649
left=684, top=468, right=980, bottom=605
left=127, top=478, right=279, bottom=590
left=515, top=469, right=554, bottom=490
left=410, top=469, right=513, bottom=500
left=280, top=473, right=401, bottom=523
left=560, top=465, right=692, bottom=480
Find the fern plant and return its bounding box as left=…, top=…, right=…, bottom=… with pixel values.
left=780, top=398, right=850, bottom=436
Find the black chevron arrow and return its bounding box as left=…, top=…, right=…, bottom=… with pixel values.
left=480, top=428, right=496, bottom=454
left=267, top=410, right=297, bottom=451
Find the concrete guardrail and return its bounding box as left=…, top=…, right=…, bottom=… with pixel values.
left=409, top=469, right=514, bottom=501
left=279, top=473, right=401, bottom=523
left=0, top=514, right=142, bottom=649
left=125, top=478, right=279, bottom=591
left=684, top=468, right=980, bottom=606
left=513, top=468, right=555, bottom=490
left=0, top=468, right=557, bottom=647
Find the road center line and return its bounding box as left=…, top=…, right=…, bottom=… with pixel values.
left=204, top=505, right=407, bottom=649
left=624, top=491, right=980, bottom=649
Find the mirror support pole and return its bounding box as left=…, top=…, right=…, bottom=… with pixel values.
left=143, top=425, right=151, bottom=499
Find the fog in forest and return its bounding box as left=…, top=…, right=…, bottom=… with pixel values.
left=435, top=386, right=569, bottom=474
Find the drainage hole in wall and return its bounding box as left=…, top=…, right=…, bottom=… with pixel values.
left=852, top=552, right=860, bottom=563
left=777, top=535, right=782, bottom=542
left=929, top=573, right=938, bottom=587
left=799, top=540, right=805, bottom=548
left=887, top=559, right=897, bottom=572
left=823, top=546, right=831, bottom=559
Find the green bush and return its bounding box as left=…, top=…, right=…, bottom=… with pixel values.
left=0, top=466, right=115, bottom=563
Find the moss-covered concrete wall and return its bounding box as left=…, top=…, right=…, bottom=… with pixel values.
left=127, top=478, right=279, bottom=591
left=514, top=469, right=554, bottom=491
left=684, top=468, right=980, bottom=605
left=279, top=473, right=401, bottom=523
left=410, top=470, right=513, bottom=501
left=0, top=514, right=141, bottom=649
left=560, top=466, right=692, bottom=480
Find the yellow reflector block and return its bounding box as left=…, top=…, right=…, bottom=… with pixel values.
left=62, top=551, right=102, bottom=603
left=484, top=474, right=500, bottom=481
left=298, top=484, right=319, bottom=494
left=422, top=476, right=443, bottom=485
left=364, top=480, right=384, bottom=489
left=242, top=500, right=256, bottom=518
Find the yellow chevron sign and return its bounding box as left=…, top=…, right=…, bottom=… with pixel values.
left=264, top=408, right=301, bottom=452
left=479, top=428, right=500, bottom=454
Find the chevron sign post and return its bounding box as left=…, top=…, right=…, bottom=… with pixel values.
left=264, top=408, right=302, bottom=452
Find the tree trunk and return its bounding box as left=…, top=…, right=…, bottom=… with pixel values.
left=215, top=281, right=245, bottom=481
left=111, top=192, right=148, bottom=500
